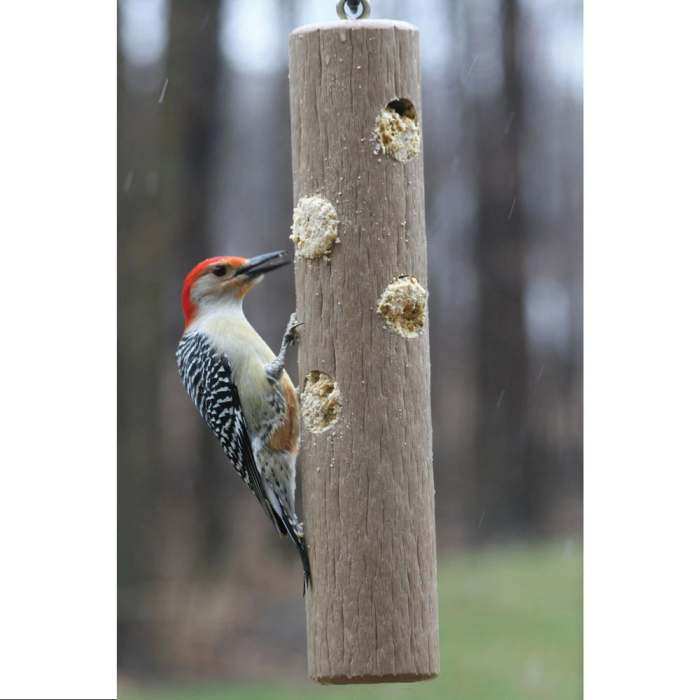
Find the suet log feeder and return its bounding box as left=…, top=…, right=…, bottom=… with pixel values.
left=289, top=4, right=439, bottom=685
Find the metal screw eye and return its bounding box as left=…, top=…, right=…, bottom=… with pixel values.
left=336, top=0, right=371, bottom=21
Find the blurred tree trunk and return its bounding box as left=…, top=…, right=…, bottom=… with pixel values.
left=156, top=0, right=226, bottom=578
left=118, top=10, right=227, bottom=654
left=473, top=0, right=532, bottom=537
left=161, top=1, right=223, bottom=267
left=117, top=15, right=170, bottom=671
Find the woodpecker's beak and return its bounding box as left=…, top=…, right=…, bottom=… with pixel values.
left=235, top=250, right=289, bottom=278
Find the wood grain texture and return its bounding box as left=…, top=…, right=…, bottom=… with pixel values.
left=289, top=19, right=439, bottom=684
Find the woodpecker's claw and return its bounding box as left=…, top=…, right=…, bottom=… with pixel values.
left=284, top=313, right=304, bottom=347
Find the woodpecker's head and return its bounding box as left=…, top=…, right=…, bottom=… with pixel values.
left=181, top=251, right=289, bottom=327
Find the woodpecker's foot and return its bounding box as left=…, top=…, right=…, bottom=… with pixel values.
left=282, top=312, right=303, bottom=350
left=266, top=315, right=303, bottom=381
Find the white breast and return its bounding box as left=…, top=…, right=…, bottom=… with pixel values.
left=189, top=302, right=278, bottom=430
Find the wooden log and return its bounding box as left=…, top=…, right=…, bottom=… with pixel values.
left=288, top=18, right=439, bottom=684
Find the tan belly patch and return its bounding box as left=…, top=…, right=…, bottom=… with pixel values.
left=268, top=375, right=300, bottom=453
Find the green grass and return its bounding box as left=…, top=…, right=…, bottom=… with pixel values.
left=121, top=541, right=581, bottom=700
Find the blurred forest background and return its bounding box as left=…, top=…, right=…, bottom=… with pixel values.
left=118, top=0, right=582, bottom=696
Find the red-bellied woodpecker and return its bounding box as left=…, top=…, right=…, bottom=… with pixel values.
left=176, top=251, right=310, bottom=591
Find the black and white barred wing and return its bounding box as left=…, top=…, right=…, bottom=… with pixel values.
left=176, top=332, right=278, bottom=526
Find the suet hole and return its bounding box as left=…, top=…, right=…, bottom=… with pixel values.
left=377, top=276, right=427, bottom=338
left=301, top=371, right=342, bottom=434
left=387, top=98, right=417, bottom=120
left=372, top=98, right=420, bottom=163
left=290, top=195, right=339, bottom=260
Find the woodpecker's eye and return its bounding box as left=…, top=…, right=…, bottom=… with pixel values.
left=211, top=264, right=227, bottom=277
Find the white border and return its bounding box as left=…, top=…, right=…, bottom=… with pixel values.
left=585, top=2, right=700, bottom=698
left=0, top=2, right=116, bottom=698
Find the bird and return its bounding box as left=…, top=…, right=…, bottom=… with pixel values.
left=175, top=250, right=310, bottom=592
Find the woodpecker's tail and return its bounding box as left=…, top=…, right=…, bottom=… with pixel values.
left=270, top=507, right=311, bottom=595
left=296, top=534, right=312, bottom=596
left=286, top=523, right=311, bottom=595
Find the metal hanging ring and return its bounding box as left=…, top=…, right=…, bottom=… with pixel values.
left=336, top=0, right=371, bottom=20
